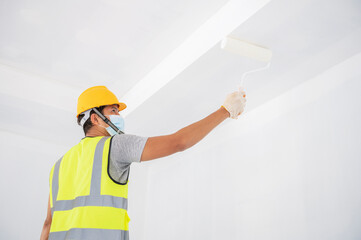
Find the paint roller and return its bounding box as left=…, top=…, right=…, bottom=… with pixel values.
left=220, top=36, right=272, bottom=93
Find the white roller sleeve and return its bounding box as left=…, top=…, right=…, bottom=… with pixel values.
left=221, top=36, right=272, bottom=62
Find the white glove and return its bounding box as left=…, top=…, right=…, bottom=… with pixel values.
left=222, top=88, right=247, bottom=119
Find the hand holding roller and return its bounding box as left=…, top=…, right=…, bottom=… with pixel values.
left=222, top=89, right=247, bottom=119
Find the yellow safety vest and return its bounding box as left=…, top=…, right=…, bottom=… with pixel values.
left=49, top=136, right=130, bottom=240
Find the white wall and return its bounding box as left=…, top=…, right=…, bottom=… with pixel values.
left=141, top=53, right=361, bottom=240
left=0, top=131, right=67, bottom=239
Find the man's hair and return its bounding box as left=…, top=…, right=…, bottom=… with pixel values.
left=77, top=106, right=107, bottom=135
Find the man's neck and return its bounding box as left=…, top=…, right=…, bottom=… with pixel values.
left=86, top=127, right=109, bottom=137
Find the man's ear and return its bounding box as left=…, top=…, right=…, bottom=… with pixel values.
left=90, top=113, right=101, bottom=126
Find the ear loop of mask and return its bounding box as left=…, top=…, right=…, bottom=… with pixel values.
left=92, top=107, right=124, bottom=135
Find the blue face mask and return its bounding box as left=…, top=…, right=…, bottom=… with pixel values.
left=104, top=114, right=125, bottom=136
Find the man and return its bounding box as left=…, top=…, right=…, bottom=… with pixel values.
left=41, top=85, right=246, bottom=240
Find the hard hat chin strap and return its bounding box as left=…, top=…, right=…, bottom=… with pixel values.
left=92, top=107, right=124, bottom=135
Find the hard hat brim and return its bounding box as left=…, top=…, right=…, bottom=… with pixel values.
left=77, top=86, right=127, bottom=118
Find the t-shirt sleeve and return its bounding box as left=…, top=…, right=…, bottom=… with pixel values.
left=109, top=134, right=148, bottom=184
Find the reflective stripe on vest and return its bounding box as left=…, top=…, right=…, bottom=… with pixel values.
left=49, top=228, right=129, bottom=240
left=49, top=137, right=130, bottom=240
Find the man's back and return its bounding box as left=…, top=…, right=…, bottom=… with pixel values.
left=49, top=136, right=130, bottom=240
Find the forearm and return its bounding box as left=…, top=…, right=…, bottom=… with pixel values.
left=176, top=107, right=229, bottom=150
left=40, top=221, right=51, bottom=240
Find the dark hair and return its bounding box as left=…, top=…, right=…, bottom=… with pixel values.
left=77, top=106, right=107, bottom=135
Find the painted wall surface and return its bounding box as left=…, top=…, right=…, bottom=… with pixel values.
left=141, top=54, right=361, bottom=240
left=0, top=132, right=65, bottom=239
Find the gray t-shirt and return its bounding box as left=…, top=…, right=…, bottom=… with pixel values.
left=108, top=134, right=148, bottom=184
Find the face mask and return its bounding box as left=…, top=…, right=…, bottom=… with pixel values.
left=99, top=114, right=125, bottom=136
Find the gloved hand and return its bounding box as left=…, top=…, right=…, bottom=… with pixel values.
left=221, top=88, right=247, bottom=119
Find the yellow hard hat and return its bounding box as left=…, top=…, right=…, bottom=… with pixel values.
left=77, top=86, right=127, bottom=117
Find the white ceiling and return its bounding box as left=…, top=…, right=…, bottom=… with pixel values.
left=0, top=0, right=228, bottom=90
left=1, top=0, right=361, bottom=145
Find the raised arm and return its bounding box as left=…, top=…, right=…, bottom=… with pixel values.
left=140, top=90, right=246, bottom=162
left=141, top=107, right=229, bottom=161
